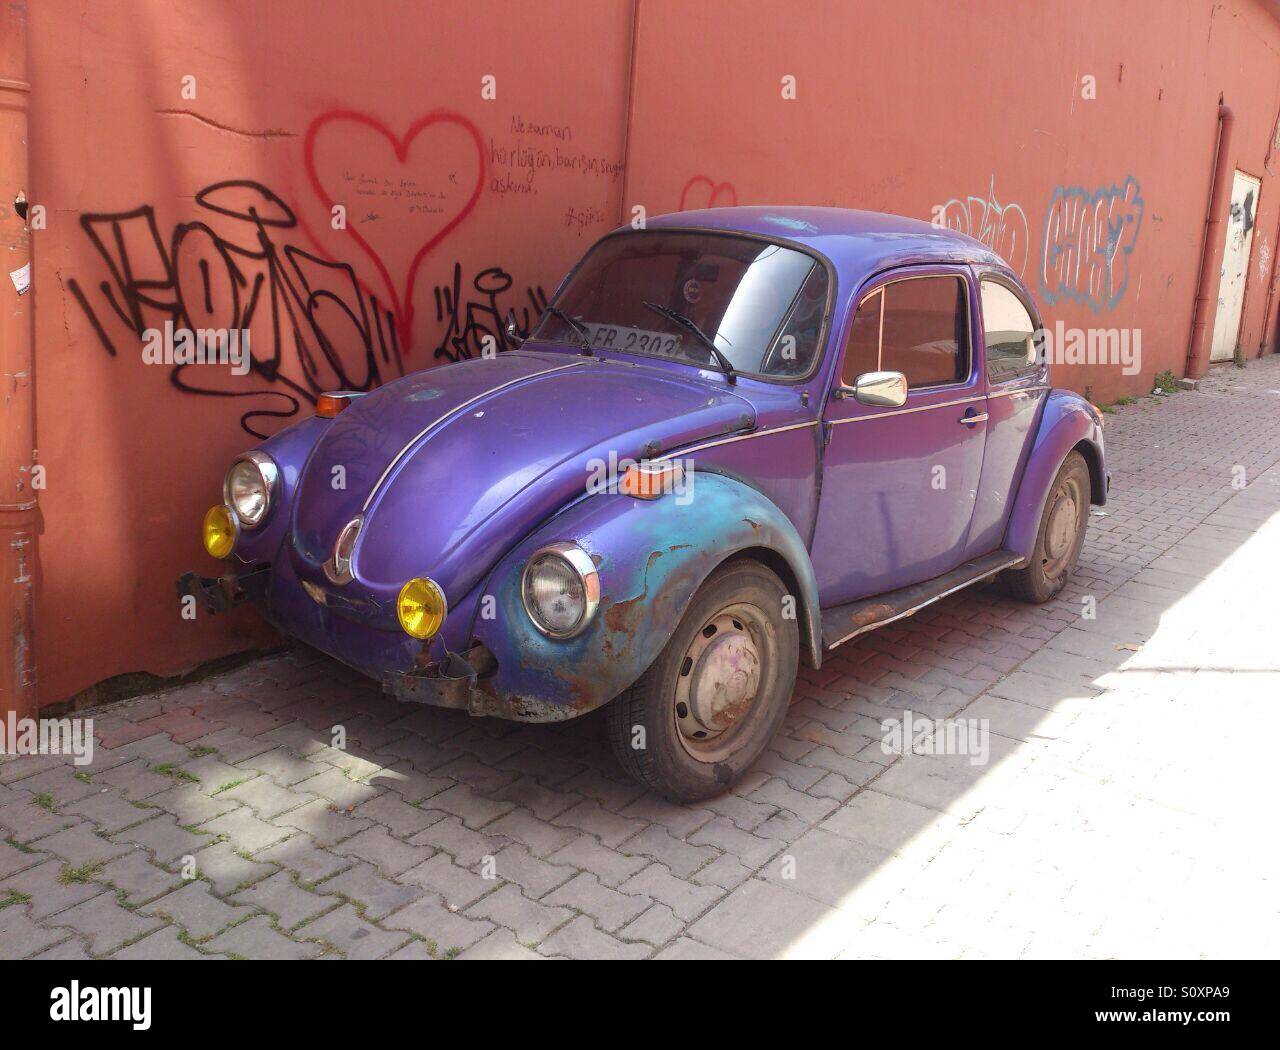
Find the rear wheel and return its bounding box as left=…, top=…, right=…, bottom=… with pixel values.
left=606, top=560, right=799, bottom=802
left=1000, top=450, right=1091, bottom=603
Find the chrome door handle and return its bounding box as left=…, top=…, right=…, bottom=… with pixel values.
left=960, top=412, right=989, bottom=425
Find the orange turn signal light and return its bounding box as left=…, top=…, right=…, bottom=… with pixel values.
left=620, top=461, right=685, bottom=500
left=316, top=391, right=360, bottom=418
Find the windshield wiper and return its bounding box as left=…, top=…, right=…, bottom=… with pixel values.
left=642, top=301, right=736, bottom=384
left=543, top=306, right=593, bottom=355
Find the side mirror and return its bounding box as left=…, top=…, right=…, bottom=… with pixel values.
left=836, top=370, right=907, bottom=408
left=505, top=316, right=525, bottom=348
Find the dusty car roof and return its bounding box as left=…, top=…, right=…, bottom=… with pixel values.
left=643, top=205, right=1009, bottom=290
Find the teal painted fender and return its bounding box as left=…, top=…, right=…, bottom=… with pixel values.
left=1004, top=389, right=1107, bottom=562
left=465, top=471, right=822, bottom=722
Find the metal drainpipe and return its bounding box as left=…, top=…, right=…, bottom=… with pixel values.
left=1186, top=103, right=1235, bottom=380
left=0, top=1, right=37, bottom=722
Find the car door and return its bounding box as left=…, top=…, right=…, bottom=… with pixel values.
left=964, top=273, right=1049, bottom=558
left=810, top=266, right=987, bottom=607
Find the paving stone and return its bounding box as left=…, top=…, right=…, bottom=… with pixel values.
left=63, top=789, right=160, bottom=834
left=1, top=858, right=105, bottom=919
left=386, top=939, right=438, bottom=960
left=314, top=861, right=421, bottom=920
left=653, top=937, right=740, bottom=960
left=50, top=894, right=164, bottom=956
left=0, top=797, right=80, bottom=842
left=687, top=878, right=852, bottom=959
left=544, top=872, right=650, bottom=931
left=294, top=766, right=382, bottom=809
left=112, top=925, right=216, bottom=960
left=485, top=844, right=576, bottom=899
left=407, top=815, right=504, bottom=867
left=353, top=791, right=443, bottom=836
left=690, top=853, right=754, bottom=891
left=295, top=903, right=408, bottom=959
left=32, top=936, right=93, bottom=960
left=458, top=929, right=545, bottom=960
left=94, top=758, right=186, bottom=800
left=271, top=797, right=373, bottom=847
left=464, top=883, right=573, bottom=945
left=399, top=853, right=494, bottom=910
left=619, top=797, right=716, bottom=837
left=331, top=825, right=435, bottom=877
left=31, top=823, right=132, bottom=867
left=546, top=835, right=650, bottom=887
left=619, top=825, right=718, bottom=878
left=539, top=915, right=651, bottom=959
left=237, top=746, right=321, bottom=785
left=617, top=864, right=724, bottom=922
left=190, top=840, right=276, bottom=896
left=256, top=834, right=354, bottom=884
left=98, top=851, right=186, bottom=906
left=14, top=765, right=101, bottom=805
left=552, top=800, right=647, bottom=846
left=493, top=776, right=584, bottom=821
left=0, top=903, right=73, bottom=957
left=220, top=776, right=315, bottom=819
left=381, top=896, right=495, bottom=952
left=141, top=881, right=256, bottom=940
left=111, top=814, right=212, bottom=864
left=206, top=915, right=323, bottom=959
left=146, top=782, right=239, bottom=826
left=425, top=783, right=514, bottom=829
left=199, top=807, right=292, bottom=853
left=0, top=837, right=45, bottom=879
left=485, top=807, right=579, bottom=856
left=620, top=903, right=685, bottom=946
left=689, top=817, right=784, bottom=868
left=231, top=871, right=333, bottom=929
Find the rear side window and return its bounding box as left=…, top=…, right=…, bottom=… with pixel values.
left=981, top=280, right=1038, bottom=381
left=880, top=276, right=968, bottom=387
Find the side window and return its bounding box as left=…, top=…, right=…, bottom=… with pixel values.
left=840, top=289, right=881, bottom=386
left=880, top=276, right=968, bottom=387
left=763, top=263, right=829, bottom=377
left=981, top=280, right=1038, bottom=381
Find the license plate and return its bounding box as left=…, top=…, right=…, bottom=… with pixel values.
left=584, top=324, right=683, bottom=356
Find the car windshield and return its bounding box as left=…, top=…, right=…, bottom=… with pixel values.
left=533, top=230, right=829, bottom=378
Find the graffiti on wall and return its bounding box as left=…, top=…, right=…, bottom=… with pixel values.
left=940, top=176, right=1030, bottom=275
left=1040, top=176, right=1144, bottom=313
left=67, top=181, right=406, bottom=438
left=432, top=262, right=548, bottom=362
left=679, top=175, right=738, bottom=211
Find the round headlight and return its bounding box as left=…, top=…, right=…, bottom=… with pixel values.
left=202, top=505, right=237, bottom=559
left=397, top=577, right=447, bottom=640
left=223, top=452, right=278, bottom=529
left=521, top=543, right=600, bottom=639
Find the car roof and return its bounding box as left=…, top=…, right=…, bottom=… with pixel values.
left=640, top=205, right=1011, bottom=291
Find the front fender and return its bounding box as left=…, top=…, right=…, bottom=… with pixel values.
left=1004, top=389, right=1106, bottom=562
left=466, top=472, right=821, bottom=722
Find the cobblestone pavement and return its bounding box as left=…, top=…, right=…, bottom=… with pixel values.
left=5, top=361, right=1280, bottom=960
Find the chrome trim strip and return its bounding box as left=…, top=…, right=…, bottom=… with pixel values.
left=362, top=361, right=586, bottom=511
left=962, top=412, right=990, bottom=423
left=656, top=419, right=820, bottom=461
left=987, top=384, right=1049, bottom=399
left=826, top=558, right=1019, bottom=650
left=828, top=393, right=986, bottom=424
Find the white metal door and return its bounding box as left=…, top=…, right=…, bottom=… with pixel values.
left=1210, top=171, right=1261, bottom=362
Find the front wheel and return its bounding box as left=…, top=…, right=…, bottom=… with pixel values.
left=605, top=559, right=799, bottom=802
left=999, top=450, right=1091, bottom=603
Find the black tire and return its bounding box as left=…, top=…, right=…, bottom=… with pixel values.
left=1000, top=450, right=1091, bottom=603
left=606, top=559, right=799, bottom=802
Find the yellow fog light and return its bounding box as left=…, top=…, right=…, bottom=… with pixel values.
left=203, top=505, right=237, bottom=559
left=397, top=577, right=447, bottom=639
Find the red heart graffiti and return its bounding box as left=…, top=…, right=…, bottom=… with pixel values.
left=679, top=175, right=738, bottom=211
left=303, top=109, right=485, bottom=351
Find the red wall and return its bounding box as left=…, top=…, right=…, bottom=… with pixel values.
left=25, top=0, right=1280, bottom=706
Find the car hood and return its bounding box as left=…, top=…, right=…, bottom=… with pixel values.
left=289, top=350, right=754, bottom=604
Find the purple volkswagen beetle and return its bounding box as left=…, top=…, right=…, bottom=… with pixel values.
left=180, top=207, right=1105, bottom=802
